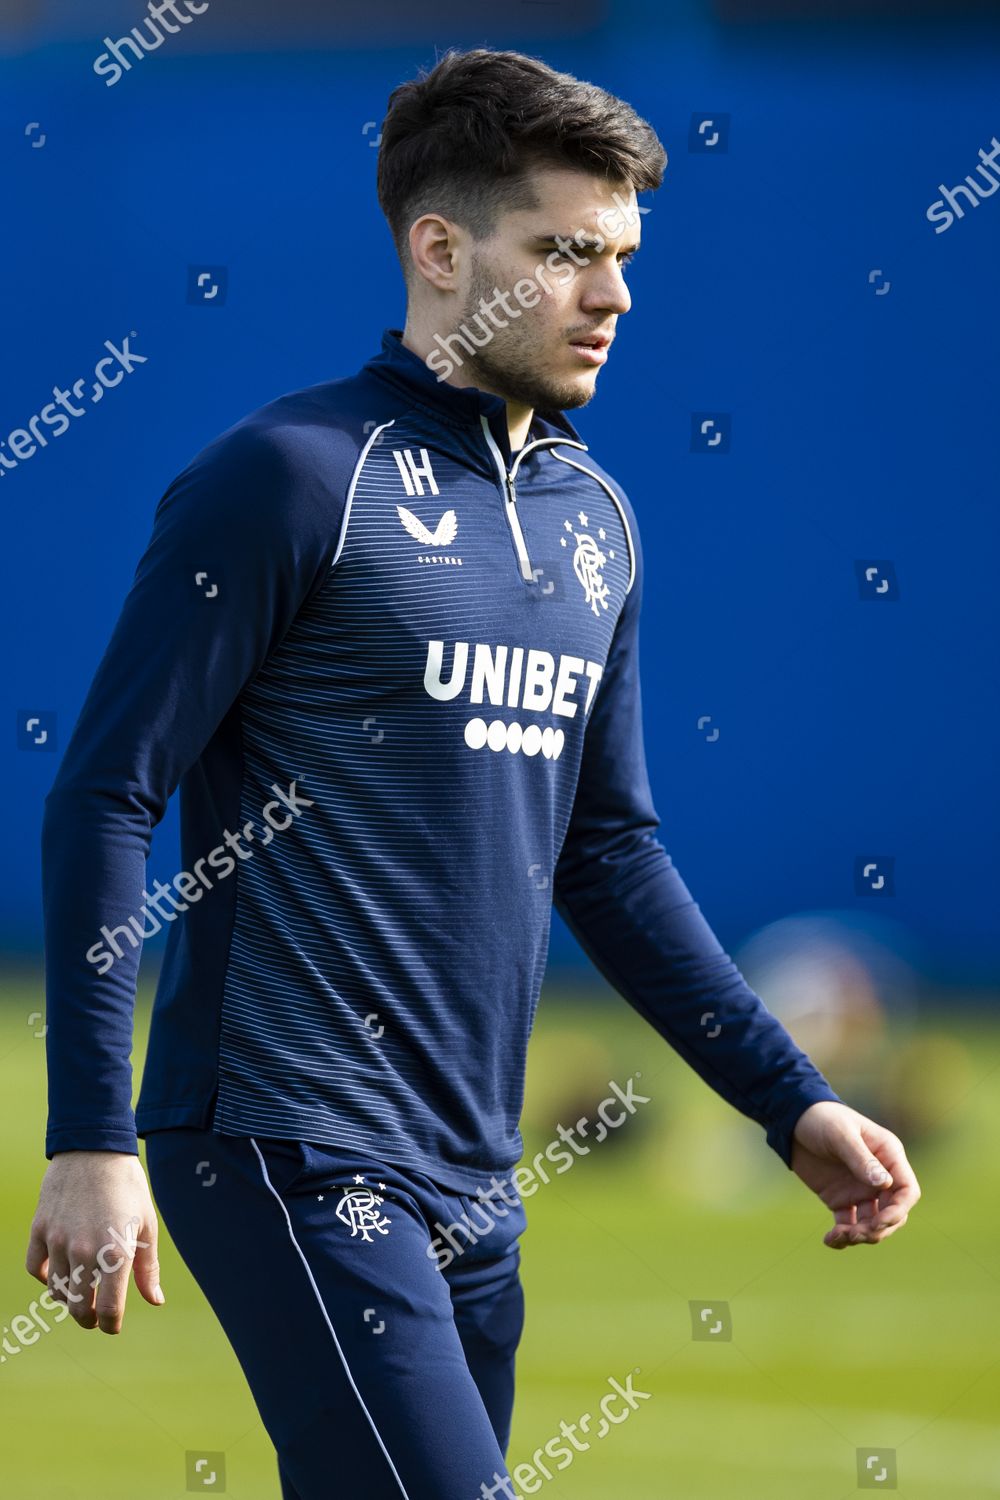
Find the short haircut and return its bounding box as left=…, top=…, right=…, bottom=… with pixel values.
left=376, top=47, right=667, bottom=277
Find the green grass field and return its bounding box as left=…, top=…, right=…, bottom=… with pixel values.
left=2, top=972, right=999, bottom=1499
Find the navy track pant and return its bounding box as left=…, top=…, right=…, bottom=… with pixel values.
left=145, top=1128, right=527, bottom=1499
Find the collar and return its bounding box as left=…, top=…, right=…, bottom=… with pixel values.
left=362, top=327, right=586, bottom=462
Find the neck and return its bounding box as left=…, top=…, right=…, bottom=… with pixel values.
left=400, top=322, right=534, bottom=454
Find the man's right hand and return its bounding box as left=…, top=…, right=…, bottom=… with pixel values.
left=25, top=1151, right=165, bottom=1335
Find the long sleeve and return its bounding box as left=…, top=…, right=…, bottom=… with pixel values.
left=552, top=499, right=843, bottom=1169
left=42, top=424, right=341, bottom=1158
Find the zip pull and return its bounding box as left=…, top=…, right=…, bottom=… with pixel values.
left=481, top=415, right=535, bottom=581
left=504, top=473, right=534, bottom=582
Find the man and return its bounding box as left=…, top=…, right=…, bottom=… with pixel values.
left=26, top=46, right=920, bottom=1500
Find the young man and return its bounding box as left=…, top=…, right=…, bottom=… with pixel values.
left=27, top=46, right=920, bottom=1500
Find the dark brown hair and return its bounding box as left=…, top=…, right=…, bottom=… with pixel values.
left=376, top=47, right=667, bottom=275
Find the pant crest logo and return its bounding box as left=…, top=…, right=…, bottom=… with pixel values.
left=334, top=1177, right=392, bottom=1241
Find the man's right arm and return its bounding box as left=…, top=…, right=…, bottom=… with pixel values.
left=27, top=421, right=340, bottom=1331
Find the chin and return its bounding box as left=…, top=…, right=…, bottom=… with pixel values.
left=557, top=379, right=599, bottom=411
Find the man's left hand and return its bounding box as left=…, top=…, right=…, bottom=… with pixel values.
left=790, top=1100, right=921, bottom=1249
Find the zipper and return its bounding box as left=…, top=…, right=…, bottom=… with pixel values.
left=479, top=414, right=588, bottom=583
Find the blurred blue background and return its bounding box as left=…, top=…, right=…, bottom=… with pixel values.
left=4, top=0, right=998, bottom=994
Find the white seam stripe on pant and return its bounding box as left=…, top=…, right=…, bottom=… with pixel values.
left=249, top=1137, right=412, bottom=1498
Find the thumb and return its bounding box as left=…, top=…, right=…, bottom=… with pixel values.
left=132, top=1226, right=165, bottom=1306
left=839, top=1132, right=893, bottom=1191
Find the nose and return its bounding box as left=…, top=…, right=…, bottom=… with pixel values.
left=580, top=260, right=631, bottom=318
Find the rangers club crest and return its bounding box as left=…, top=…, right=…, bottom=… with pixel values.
left=332, top=1176, right=392, bottom=1242
left=561, top=511, right=614, bottom=616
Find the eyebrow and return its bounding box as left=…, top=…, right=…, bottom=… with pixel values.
left=533, top=233, right=641, bottom=253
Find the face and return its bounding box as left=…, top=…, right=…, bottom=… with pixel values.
left=427, top=166, right=641, bottom=414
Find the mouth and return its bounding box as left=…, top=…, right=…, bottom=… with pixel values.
left=568, top=334, right=611, bottom=365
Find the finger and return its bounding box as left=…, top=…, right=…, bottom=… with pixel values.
left=859, top=1179, right=920, bottom=1233
left=64, top=1248, right=99, bottom=1330
left=839, top=1131, right=894, bottom=1192
left=847, top=1212, right=911, bottom=1246
left=867, top=1214, right=909, bottom=1242
left=44, top=1249, right=72, bottom=1307
left=825, top=1151, right=919, bottom=1246
left=25, top=1226, right=49, bottom=1285
left=884, top=1170, right=921, bottom=1216
left=861, top=1128, right=922, bottom=1209
left=844, top=1194, right=915, bottom=1244
left=828, top=1227, right=879, bottom=1248
left=869, top=1194, right=911, bottom=1230
left=131, top=1218, right=165, bottom=1307
left=824, top=1205, right=857, bottom=1249
left=95, top=1261, right=132, bottom=1335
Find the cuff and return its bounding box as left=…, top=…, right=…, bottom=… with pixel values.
left=45, top=1124, right=140, bottom=1159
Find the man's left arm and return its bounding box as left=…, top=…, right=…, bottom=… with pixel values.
left=552, top=496, right=921, bottom=1247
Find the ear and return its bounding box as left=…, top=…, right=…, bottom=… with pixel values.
left=408, top=213, right=464, bottom=292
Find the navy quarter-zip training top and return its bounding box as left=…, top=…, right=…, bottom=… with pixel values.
left=41, top=327, right=843, bottom=1189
